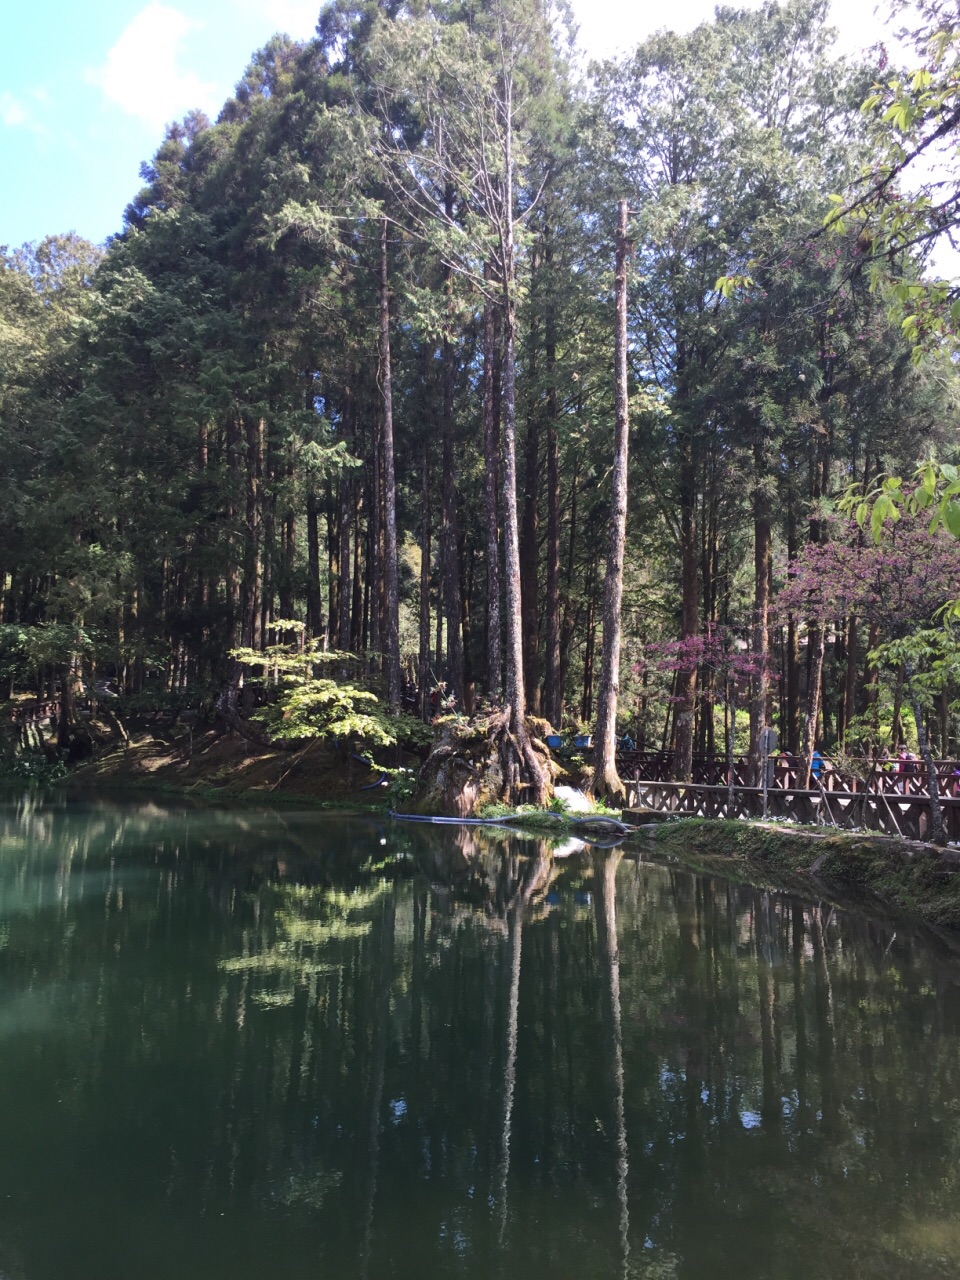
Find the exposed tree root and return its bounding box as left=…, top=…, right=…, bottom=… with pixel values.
left=413, top=707, right=555, bottom=816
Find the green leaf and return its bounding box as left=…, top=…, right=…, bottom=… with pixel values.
left=944, top=499, right=960, bottom=538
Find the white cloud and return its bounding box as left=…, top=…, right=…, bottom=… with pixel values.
left=86, top=4, right=217, bottom=130
left=1, top=92, right=28, bottom=128
left=1, top=90, right=50, bottom=137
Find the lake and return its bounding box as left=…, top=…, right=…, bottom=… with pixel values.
left=0, top=794, right=958, bottom=1279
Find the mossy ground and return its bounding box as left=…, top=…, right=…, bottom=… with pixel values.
left=63, top=726, right=396, bottom=810
left=648, top=818, right=960, bottom=933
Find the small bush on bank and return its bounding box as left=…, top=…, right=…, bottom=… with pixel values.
left=0, top=750, right=68, bottom=787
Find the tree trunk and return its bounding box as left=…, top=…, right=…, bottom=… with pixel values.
left=785, top=501, right=799, bottom=753
left=906, top=661, right=947, bottom=844
left=582, top=591, right=596, bottom=725
left=500, top=88, right=546, bottom=803
left=337, top=476, right=352, bottom=649
left=277, top=508, right=294, bottom=624
left=543, top=345, right=561, bottom=728
left=482, top=276, right=503, bottom=703
left=368, top=410, right=382, bottom=667
left=801, top=622, right=826, bottom=788
left=241, top=416, right=265, bottom=651
left=750, top=441, right=772, bottom=783
left=842, top=614, right=858, bottom=746
left=520, top=283, right=540, bottom=713
left=591, top=199, right=631, bottom=801
left=306, top=489, right=324, bottom=643
left=351, top=487, right=363, bottom=651
left=674, top=472, right=699, bottom=782
left=379, top=218, right=401, bottom=707
left=326, top=482, right=339, bottom=641
left=441, top=331, right=464, bottom=707
left=891, top=663, right=905, bottom=747
left=225, top=416, right=241, bottom=651
left=461, top=530, right=476, bottom=712
left=419, top=444, right=432, bottom=722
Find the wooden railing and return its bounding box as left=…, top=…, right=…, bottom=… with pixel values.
left=616, top=751, right=960, bottom=799
left=1, top=700, right=61, bottom=726
left=624, top=779, right=960, bottom=844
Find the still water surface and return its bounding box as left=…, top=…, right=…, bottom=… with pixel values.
left=1, top=795, right=960, bottom=1279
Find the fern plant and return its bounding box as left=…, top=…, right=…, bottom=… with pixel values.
left=232, top=628, right=432, bottom=753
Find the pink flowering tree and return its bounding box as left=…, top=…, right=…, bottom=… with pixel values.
left=779, top=509, right=960, bottom=841
left=640, top=626, right=767, bottom=807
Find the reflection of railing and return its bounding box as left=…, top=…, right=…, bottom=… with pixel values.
left=624, top=779, right=960, bottom=843
left=616, top=751, right=960, bottom=798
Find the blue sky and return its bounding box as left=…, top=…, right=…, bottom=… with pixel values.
left=0, top=0, right=898, bottom=250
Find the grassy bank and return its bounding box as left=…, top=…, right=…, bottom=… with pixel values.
left=647, top=818, right=960, bottom=933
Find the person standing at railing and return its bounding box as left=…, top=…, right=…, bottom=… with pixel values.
left=897, top=747, right=918, bottom=794
left=881, top=750, right=899, bottom=793
left=774, top=751, right=790, bottom=789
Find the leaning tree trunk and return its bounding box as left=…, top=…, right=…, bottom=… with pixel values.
left=591, top=199, right=631, bottom=802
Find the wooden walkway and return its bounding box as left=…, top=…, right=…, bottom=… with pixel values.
left=624, top=779, right=960, bottom=843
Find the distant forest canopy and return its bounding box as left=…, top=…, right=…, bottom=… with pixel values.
left=2, top=0, right=960, bottom=787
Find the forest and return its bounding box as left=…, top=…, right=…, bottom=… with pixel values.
left=2, top=0, right=960, bottom=808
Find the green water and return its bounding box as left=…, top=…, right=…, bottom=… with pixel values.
left=1, top=796, right=959, bottom=1279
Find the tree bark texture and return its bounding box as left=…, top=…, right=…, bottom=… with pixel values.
left=591, top=199, right=631, bottom=800
left=482, top=278, right=503, bottom=703
left=499, top=85, right=547, bottom=804
left=379, top=218, right=401, bottom=707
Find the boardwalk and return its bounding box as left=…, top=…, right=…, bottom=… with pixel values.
left=616, top=750, right=960, bottom=799
left=624, top=779, right=960, bottom=843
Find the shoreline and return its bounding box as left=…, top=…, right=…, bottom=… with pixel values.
left=47, top=731, right=960, bottom=934
left=643, top=817, right=960, bottom=935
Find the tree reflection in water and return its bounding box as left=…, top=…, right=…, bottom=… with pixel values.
left=1, top=798, right=960, bottom=1278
